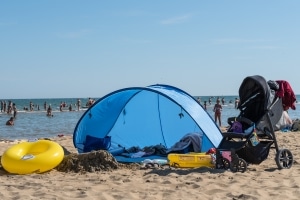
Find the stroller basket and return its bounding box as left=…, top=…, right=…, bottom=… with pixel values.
left=236, top=140, right=273, bottom=164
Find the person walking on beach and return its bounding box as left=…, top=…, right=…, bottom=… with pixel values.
left=44, top=101, right=47, bottom=110
left=213, top=99, right=222, bottom=127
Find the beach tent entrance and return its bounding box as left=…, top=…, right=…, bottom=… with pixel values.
left=73, top=84, right=223, bottom=160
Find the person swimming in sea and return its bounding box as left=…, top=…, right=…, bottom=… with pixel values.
left=6, top=117, right=14, bottom=126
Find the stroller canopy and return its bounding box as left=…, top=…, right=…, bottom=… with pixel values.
left=238, top=75, right=272, bottom=124
left=238, top=75, right=296, bottom=132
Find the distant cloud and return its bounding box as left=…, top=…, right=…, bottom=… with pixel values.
left=160, top=14, right=192, bottom=25
left=56, top=29, right=92, bottom=39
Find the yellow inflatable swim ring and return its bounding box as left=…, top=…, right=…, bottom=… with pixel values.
left=1, top=140, right=64, bottom=174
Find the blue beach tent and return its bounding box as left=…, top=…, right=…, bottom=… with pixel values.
left=73, top=84, right=223, bottom=161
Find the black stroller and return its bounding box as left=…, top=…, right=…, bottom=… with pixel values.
left=216, top=75, right=294, bottom=172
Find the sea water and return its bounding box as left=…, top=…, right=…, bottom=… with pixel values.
left=0, top=96, right=299, bottom=141
left=0, top=98, right=91, bottom=140
left=197, top=95, right=300, bottom=127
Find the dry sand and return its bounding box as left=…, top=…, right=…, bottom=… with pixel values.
left=0, top=131, right=299, bottom=200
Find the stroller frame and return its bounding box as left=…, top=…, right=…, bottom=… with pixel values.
left=216, top=75, right=294, bottom=172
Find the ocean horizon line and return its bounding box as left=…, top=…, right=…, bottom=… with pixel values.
left=1, top=95, right=240, bottom=100
left=1, top=94, right=299, bottom=102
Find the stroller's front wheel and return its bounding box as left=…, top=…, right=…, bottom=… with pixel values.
left=216, top=158, right=230, bottom=170
left=230, top=158, right=247, bottom=173
left=275, top=149, right=293, bottom=169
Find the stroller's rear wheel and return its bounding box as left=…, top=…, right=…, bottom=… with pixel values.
left=275, top=149, right=293, bottom=169
left=230, top=158, right=247, bottom=173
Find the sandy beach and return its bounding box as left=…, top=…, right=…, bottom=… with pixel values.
left=0, top=130, right=299, bottom=200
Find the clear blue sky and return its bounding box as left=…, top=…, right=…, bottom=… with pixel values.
left=1, top=1, right=299, bottom=99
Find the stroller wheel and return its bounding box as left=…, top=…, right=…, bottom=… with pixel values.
left=230, top=158, right=247, bottom=173
left=275, top=149, right=293, bottom=169
left=216, top=158, right=230, bottom=170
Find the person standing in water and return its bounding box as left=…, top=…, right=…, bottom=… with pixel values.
left=235, top=98, right=239, bottom=109
left=69, top=103, right=73, bottom=111
left=13, top=103, right=17, bottom=118
left=77, top=99, right=81, bottom=111
left=47, top=105, right=53, bottom=117
left=203, top=101, right=207, bottom=110
left=213, top=99, right=223, bottom=127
